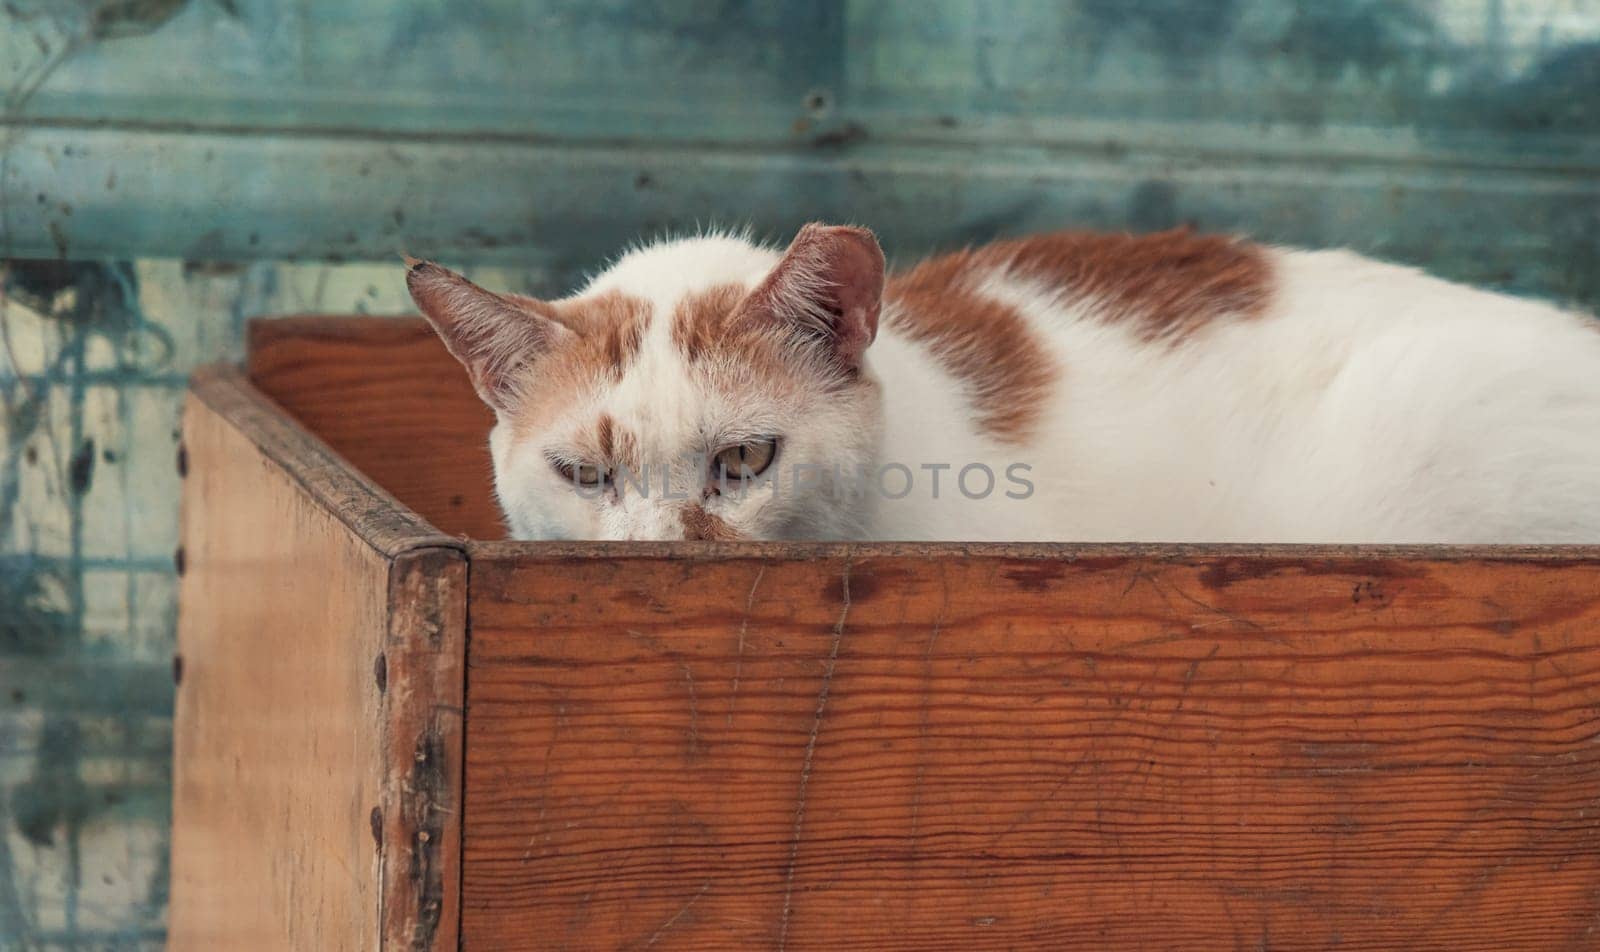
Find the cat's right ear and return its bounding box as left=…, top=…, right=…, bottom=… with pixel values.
left=743, top=223, right=885, bottom=372
left=404, top=258, right=571, bottom=414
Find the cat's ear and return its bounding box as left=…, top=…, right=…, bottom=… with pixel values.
left=746, top=223, right=885, bottom=370
left=404, top=257, right=571, bottom=414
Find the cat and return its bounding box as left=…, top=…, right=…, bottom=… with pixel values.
left=405, top=223, right=1600, bottom=543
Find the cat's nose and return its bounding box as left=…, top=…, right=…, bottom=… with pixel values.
left=622, top=529, right=684, bottom=541
left=618, top=505, right=691, bottom=541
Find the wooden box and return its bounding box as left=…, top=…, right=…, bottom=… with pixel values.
left=170, top=317, right=1600, bottom=951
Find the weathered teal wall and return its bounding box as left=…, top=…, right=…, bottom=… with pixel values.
left=2, top=1, right=1599, bottom=947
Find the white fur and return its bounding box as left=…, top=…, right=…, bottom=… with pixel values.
left=489, top=234, right=1600, bottom=543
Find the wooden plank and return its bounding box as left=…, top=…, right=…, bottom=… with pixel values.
left=171, top=385, right=392, bottom=950
left=461, top=547, right=1600, bottom=951
left=246, top=317, right=503, bottom=541
left=381, top=547, right=468, bottom=951
left=189, top=362, right=459, bottom=556
left=172, top=369, right=465, bottom=951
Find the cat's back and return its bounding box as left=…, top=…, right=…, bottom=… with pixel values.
left=875, top=227, right=1277, bottom=454
left=885, top=227, right=1273, bottom=344
left=884, top=226, right=1600, bottom=395
left=876, top=228, right=1600, bottom=542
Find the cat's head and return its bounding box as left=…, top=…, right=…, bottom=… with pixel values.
left=406, top=224, right=886, bottom=540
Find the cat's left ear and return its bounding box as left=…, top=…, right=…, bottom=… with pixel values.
left=746, top=223, right=885, bottom=371
left=404, top=257, right=573, bottom=414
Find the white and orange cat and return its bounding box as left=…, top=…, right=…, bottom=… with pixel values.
left=405, top=224, right=1600, bottom=542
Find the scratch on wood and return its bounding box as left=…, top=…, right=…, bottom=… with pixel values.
left=909, top=571, right=951, bottom=841
left=1121, top=630, right=1199, bottom=652
left=1124, top=564, right=1268, bottom=634
left=1166, top=578, right=1265, bottom=632
left=997, top=759, right=1084, bottom=839
left=727, top=564, right=766, bottom=725
left=681, top=660, right=700, bottom=755
left=909, top=616, right=941, bottom=839
left=1121, top=564, right=1153, bottom=598
left=525, top=700, right=569, bottom=861
left=623, top=628, right=701, bottom=756
left=777, top=560, right=852, bottom=952
left=1175, top=643, right=1221, bottom=712
left=640, top=880, right=711, bottom=949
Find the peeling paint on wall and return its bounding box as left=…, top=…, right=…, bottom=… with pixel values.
left=3, top=1, right=1600, bottom=948
left=0, top=257, right=553, bottom=950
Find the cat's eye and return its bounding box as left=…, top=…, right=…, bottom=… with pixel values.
left=552, top=458, right=608, bottom=486
left=712, top=438, right=778, bottom=481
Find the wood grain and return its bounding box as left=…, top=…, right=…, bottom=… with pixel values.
left=462, top=549, right=1600, bottom=951
left=189, top=363, right=457, bottom=556
left=172, top=386, right=392, bottom=950
left=172, top=368, right=466, bottom=951
left=247, top=316, right=503, bottom=540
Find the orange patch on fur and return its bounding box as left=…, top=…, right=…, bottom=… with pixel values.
left=885, top=257, right=1060, bottom=444
left=671, top=283, right=748, bottom=362
left=509, top=291, right=650, bottom=435
left=669, top=283, right=849, bottom=403
left=681, top=505, right=742, bottom=541
left=612, top=422, right=641, bottom=474
left=568, top=413, right=642, bottom=473
left=884, top=227, right=1271, bottom=443
left=977, top=227, right=1272, bottom=341
left=550, top=290, right=650, bottom=378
